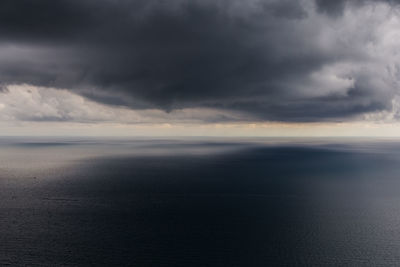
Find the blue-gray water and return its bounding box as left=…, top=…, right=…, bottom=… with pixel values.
left=2, top=137, right=400, bottom=266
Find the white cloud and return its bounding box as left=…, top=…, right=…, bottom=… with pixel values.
left=0, top=84, right=246, bottom=124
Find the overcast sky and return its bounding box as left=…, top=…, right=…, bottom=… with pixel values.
left=1, top=0, right=400, bottom=135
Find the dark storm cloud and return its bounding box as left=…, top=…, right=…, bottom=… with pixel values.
left=315, top=0, right=347, bottom=16
left=0, top=0, right=399, bottom=122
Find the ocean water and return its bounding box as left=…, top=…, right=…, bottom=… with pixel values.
left=1, top=137, right=400, bottom=266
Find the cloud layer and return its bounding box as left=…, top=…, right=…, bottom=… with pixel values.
left=0, top=84, right=245, bottom=124
left=1, top=0, right=400, bottom=122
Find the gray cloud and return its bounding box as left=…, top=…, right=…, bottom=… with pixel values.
left=315, top=0, right=400, bottom=16
left=315, top=0, right=347, bottom=16
left=0, top=0, right=399, bottom=122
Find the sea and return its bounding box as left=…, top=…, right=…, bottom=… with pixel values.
left=1, top=137, right=400, bottom=266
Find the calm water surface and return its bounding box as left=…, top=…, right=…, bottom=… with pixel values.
left=1, top=137, right=400, bottom=266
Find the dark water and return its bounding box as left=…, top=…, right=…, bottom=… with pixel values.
left=2, top=137, right=400, bottom=266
